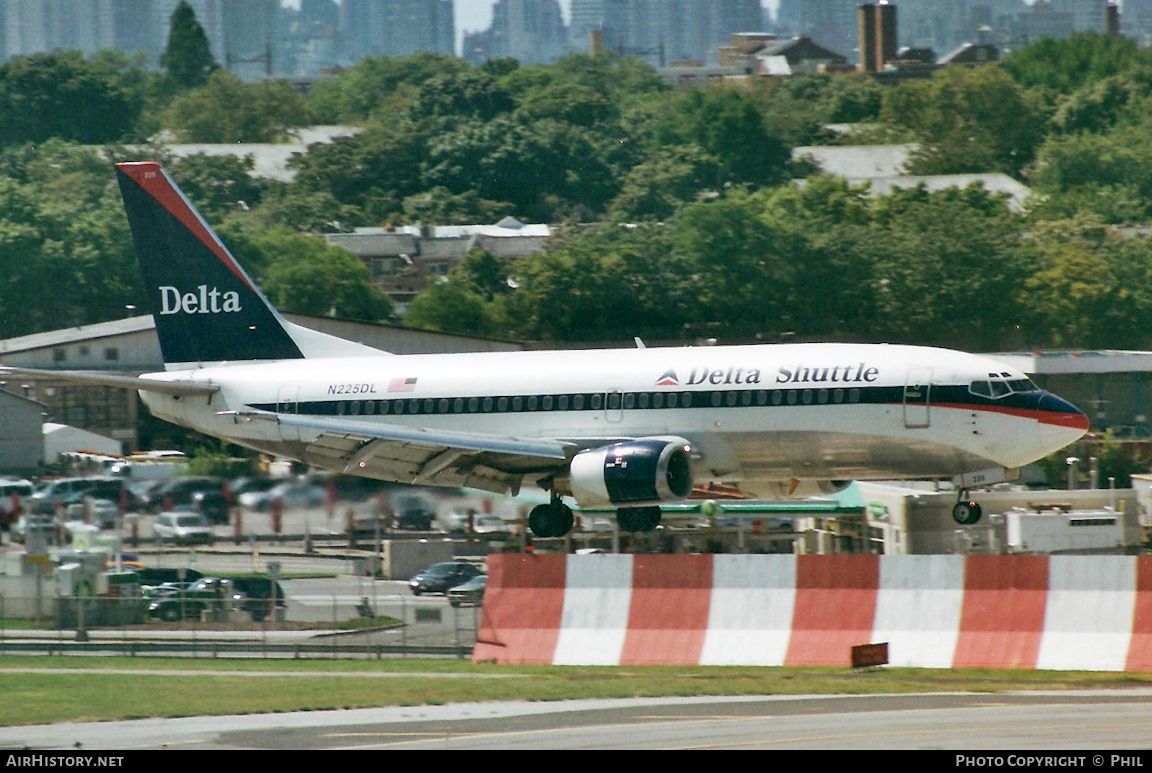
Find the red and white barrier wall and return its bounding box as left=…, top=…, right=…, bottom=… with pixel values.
left=472, top=554, right=1152, bottom=670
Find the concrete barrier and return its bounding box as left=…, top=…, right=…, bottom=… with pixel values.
left=473, top=553, right=1152, bottom=670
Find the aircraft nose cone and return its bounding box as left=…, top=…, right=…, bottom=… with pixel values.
left=1037, top=392, right=1090, bottom=433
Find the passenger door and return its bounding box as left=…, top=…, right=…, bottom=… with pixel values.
left=903, top=368, right=931, bottom=429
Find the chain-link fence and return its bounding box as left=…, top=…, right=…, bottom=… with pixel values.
left=0, top=592, right=483, bottom=659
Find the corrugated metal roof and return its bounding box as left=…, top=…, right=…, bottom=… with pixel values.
left=0, top=316, right=156, bottom=355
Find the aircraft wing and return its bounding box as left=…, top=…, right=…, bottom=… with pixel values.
left=0, top=366, right=220, bottom=397
left=231, top=411, right=576, bottom=496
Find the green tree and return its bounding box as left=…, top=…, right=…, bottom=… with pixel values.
left=656, top=87, right=791, bottom=187
left=1027, top=126, right=1152, bottom=223
left=604, top=144, right=721, bottom=223
left=160, top=1, right=218, bottom=89
left=162, top=71, right=313, bottom=143
left=167, top=153, right=267, bottom=224
left=507, top=223, right=689, bottom=342
left=307, top=53, right=469, bottom=123
left=881, top=65, right=1045, bottom=177
left=672, top=189, right=793, bottom=340
left=257, top=229, right=393, bottom=321
left=1002, top=32, right=1152, bottom=94
left=864, top=184, right=1034, bottom=349
left=1018, top=215, right=1152, bottom=348
left=404, top=278, right=505, bottom=338
left=0, top=52, right=139, bottom=145
left=403, top=249, right=513, bottom=337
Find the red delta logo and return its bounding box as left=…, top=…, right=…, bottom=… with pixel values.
left=655, top=369, right=679, bottom=387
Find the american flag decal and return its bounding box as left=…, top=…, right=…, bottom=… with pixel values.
left=388, top=377, right=418, bottom=392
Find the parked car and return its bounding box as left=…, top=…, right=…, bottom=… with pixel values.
left=471, top=514, right=514, bottom=537
left=447, top=575, right=486, bottom=607
left=391, top=492, right=435, bottom=530
left=60, top=493, right=120, bottom=529
left=153, top=509, right=214, bottom=545
left=408, top=561, right=483, bottom=596
left=227, top=577, right=287, bottom=622
left=238, top=478, right=326, bottom=511
left=129, top=567, right=205, bottom=586
left=12, top=514, right=55, bottom=544
left=0, top=479, right=33, bottom=521
left=143, top=476, right=228, bottom=513
left=27, top=477, right=121, bottom=515
left=147, top=577, right=246, bottom=621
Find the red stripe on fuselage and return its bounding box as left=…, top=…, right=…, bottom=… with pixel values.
left=935, top=402, right=1090, bottom=431
left=116, top=162, right=255, bottom=292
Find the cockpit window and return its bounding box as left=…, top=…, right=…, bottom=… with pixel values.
left=969, top=376, right=1038, bottom=399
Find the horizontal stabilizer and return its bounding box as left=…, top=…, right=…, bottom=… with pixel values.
left=0, top=366, right=219, bottom=396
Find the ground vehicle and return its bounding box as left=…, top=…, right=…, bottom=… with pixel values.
left=471, top=514, right=513, bottom=537
left=238, top=478, right=326, bottom=511
left=0, top=479, right=33, bottom=522
left=143, top=476, right=228, bottom=513
left=146, top=577, right=246, bottom=622
left=12, top=514, right=55, bottom=544
left=392, top=492, right=435, bottom=530
left=447, top=575, right=486, bottom=607
left=129, top=567, right=204, bottom=586
left=408, top=561, right=483, bottom=596
left=28, top=477, right=119, bottom=515
left=227, top=577, right=287, bottom=622
left=153, top=509, right=214, bottom=545
left=60, top=493, right=120, bottom=529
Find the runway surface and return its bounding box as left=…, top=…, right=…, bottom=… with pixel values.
left=2, top=689, right=1152, bottom=750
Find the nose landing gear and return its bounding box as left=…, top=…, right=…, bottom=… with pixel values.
left=952, top=492, right=983, bottom=525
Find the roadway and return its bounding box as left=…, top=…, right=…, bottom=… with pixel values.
left=1, top=690, right=1151, bottom=750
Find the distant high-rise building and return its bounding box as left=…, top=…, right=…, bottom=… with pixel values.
left=775, top=0, right=859, bottom=62
left=569, top=0, right=763, bottom=65
left=568, top=0, right=630, bottom=55
left=221, top=0, right=277, bottom=80
left=342, top=0, right=454, bottom=62
left=486, top=0, right=567, bottom=65
left=1051, top=0, right=1108, bottom=33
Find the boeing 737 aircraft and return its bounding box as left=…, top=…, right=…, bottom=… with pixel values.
left=2, top=163, right=1091, bottom=537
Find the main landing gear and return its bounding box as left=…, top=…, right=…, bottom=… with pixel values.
left=952, top=491, right=983, bottom=525
left=617, top=506, right=662, bottom=533
left=528, top=494, right=574, bottom=539
left=526, top=498, right=664, bottom=537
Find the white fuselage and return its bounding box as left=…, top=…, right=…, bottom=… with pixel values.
left=138, top=342, right=1087, bottom=498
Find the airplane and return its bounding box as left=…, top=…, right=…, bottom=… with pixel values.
left=2, top=162, right=1091, bottom=537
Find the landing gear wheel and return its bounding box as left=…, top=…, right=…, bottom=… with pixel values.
left=952, top=500, right=983, bottom=526
left=617, top=506, right=662, bottom=533
left=528, top=501, right=574, bottom=538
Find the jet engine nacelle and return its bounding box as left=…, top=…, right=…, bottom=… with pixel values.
left=762, top=479, right=853, bottom=499
left=568, top=437, right=694, bottom=508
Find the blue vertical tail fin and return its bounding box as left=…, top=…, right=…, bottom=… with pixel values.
left=116, top=162, right=381, bottom=368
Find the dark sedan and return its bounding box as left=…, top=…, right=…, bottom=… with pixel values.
left=408, top=561, right=483, bottom=596
left=447, top=575, right=486, bottom=607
